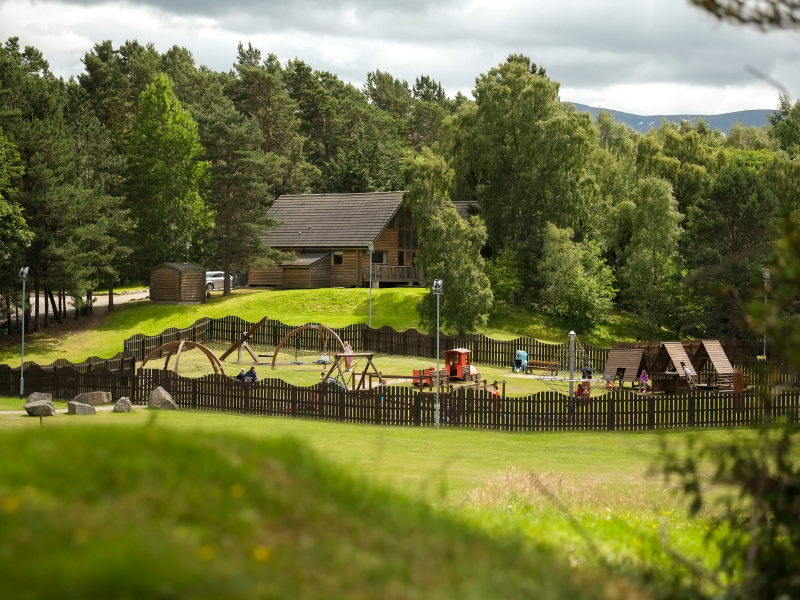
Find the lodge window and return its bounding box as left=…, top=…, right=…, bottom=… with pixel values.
left=372, top=251, right=388, bottom=264
left=333, top=251, right=343, bottom=265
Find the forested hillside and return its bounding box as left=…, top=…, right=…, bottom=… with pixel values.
left=1, top=37, right=799, bottom=341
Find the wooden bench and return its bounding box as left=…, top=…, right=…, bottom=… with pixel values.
left=525, top=361, right=560, bottom=376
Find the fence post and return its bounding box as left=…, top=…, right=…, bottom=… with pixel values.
left=647, top=396, right=655, bottom=431
left=606, top=393, right=615, bottom=431
left=339, top=391, right=345, bottom=422
left=374, top=389, right=381, bottom=426
left=414, top=393, right=421, bottom=426
left=192, top=379, right=198, bottom=410
left=688, top=393, right=695, bottom=428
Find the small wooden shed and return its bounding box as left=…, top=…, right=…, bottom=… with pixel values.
left=150, top=263, right=206, bottom=304
left=603, top=349, right=648, bottom=388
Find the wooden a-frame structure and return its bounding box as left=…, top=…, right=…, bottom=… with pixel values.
left=323, top=352, right=382, bottom=391
left=220, top=316, right=267, bottom=364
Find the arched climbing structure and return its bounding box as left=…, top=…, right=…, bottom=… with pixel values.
left=271, top=323, right=345, bottom=370
left=140, top=340, right=227, bottom=376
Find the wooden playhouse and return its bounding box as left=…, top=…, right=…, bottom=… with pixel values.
left=150, top=263, right=206, bottom=304
left=649, top=342, right=697, bottom=393
left=690, top=340, right=742, bottom=392
left=602, top=349, right=649, bottom=389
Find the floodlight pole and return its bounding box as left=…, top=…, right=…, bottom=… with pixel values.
left=568, top=331, right=576, bottom=399
left=367, top=243, right=374, bottom=328
left=19, top=267, right=29, bottom=397
left=762, top=268, right=770, bottom=358
left=433, top=279, right=443, bottom=429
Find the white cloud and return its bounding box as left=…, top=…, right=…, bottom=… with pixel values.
left=0, top=0, right=796, bottom=113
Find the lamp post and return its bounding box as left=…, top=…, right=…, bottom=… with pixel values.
left=19, top=266, right=28, bottom=397
left=568, top=331, right=576, bottom=399
left=367, top=243, right=374, bottom=328
left=433, top=279, right=443, bottom=429
left=762, top=268, right=770, bottom=359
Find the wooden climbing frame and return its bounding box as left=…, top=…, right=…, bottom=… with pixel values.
left=140, top=340, right=226, bottom=376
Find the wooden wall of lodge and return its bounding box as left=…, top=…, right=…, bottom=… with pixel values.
left=3, top=365, right=798, bottom=432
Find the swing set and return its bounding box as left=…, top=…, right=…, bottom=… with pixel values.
left=270, top=323, right=346, bottom=370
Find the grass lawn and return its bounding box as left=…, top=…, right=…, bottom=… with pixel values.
left=0, top=405, right=740, bottom=506
left=0, top=287, right=649, bottom=367
left=0, top=404, right=745, bottom=597
left=1, top=425, right=649, bottom=599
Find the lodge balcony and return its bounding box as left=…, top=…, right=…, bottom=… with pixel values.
left=364, top=265, right=423, bottom=285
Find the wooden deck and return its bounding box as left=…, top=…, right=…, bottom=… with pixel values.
left=366, top=265, right=422, bottom=284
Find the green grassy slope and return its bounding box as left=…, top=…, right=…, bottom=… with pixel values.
left=1, top=288, right=644, bottom=366
left=0, top=425, right=642, bottom=599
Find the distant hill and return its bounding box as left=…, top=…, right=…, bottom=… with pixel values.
left=567, top=102, right=775, bottom=134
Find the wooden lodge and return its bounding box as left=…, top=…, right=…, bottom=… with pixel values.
left=249, top=192, right=422, bottom=289
left=150, top=263, right=206, bottom=304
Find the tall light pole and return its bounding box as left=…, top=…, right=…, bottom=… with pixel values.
left=367, top=243, right=374, bottom=328
left=762, top=268, right=770, bottom=359
left=568, top=331, right=576, bottom=399
left=433, top=279, right=443, bottom=429
left=19, top=267, right=28, bottom=397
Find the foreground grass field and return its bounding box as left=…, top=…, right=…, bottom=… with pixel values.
left=1, top=425, right=652, bottom=599
left=0, top=288, right=645, bottom=366
left=0, top=405, right=744, bottom=597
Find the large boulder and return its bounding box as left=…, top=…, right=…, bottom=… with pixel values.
left=24, top=397, right=56, bottom=417
left=149, top=387, right=177, bottom=410
left=26, top=392, right=52, bottom=404
left=67, top=401, right=96, bottom=415
left=73, top=391, right=111, bottom=406
left=112, top=397, right=133, bottom=413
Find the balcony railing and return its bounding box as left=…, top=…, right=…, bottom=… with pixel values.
left=366, top=265, right=422, bottom=283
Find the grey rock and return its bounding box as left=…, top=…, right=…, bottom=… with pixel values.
left=73, top=391, right=111, bottom=406
left=112, top=397, right=133, bottom=413
left=25, top=398, right=55, bottom=417
left=26, top=392, right=52, bottom=404
left=67, top=401, right=96, bottom=415
left=148, top=387, right=176, bottom=410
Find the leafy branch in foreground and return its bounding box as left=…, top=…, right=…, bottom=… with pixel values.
left=692, top=0, right=800, bottom=28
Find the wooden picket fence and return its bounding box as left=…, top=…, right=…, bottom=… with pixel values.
left=120, top=316, right=608, bottom=371
left=6, top=364, right=798, bottom=432
left=15, top=353, right=135, bottom=376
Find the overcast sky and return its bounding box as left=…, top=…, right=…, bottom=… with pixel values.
left=1, top=0, right=799, bottom=114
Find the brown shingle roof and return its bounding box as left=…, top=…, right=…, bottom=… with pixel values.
left=262, top=192, right=404, bottom=248
left=452, top=201, right=478, bottom=221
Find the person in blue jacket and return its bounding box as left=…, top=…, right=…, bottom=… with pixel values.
left=245, top=366, right=258, bottom=382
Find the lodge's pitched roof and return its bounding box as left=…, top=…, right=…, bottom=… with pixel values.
left=261, top=192, right=404, bottom=248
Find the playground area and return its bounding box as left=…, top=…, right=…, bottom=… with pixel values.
left=154, top=341, right=553, bottom=396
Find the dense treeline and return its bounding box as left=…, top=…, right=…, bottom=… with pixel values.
left=0, top=36, right=797, bottom=339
